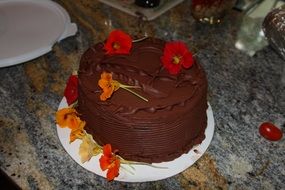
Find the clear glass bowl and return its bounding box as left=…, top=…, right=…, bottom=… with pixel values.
left=191, top=0, right=237, bottom=24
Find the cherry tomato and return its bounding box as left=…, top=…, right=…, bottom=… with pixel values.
left=259, top=122, right=283, bottom=141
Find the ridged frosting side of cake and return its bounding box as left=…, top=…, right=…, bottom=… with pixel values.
left=77, top=38, right=208, bottom=163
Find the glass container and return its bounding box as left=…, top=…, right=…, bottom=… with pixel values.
left=191, top=0, right=237, bottom=24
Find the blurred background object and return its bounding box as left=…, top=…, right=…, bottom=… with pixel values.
left=135, top=0, right=160, bottom=8
left=235, top=0, right=284, bottom=56
left=99, top=0, right=183, bottom=20
left=234, top=0, right=264, bottom=11
left=262, top=5, right=285, bottom=60
left=190, top=0, right=237, bottom=24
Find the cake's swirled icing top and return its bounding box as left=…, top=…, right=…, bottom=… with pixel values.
left=77, top=37, right=208, bottom=163
left=79, top=38, right=206, bottom=121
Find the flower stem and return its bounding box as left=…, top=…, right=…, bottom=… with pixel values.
left=69, top=100, right=78, bottom=108
left=120, top=165, right=135, bottom=175
left=120, top=159, right=168, bottom=169
left=121, top=86, right=148, bottom=102
left=132, top=36, right=148, bottom=43
left=120, top=84, right=141, bottom=89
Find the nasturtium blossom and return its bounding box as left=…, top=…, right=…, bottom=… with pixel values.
left=64, top=74, right=78, bottom=106
left=56, top=108, right=80, bottom=129
left=161, top=41, right=194, bottom=75
left=104, top=30, right=132, bottom=55
left=69, top=120, right=86, bottom=143
left=79, top=134, right=101, bottom=163
left=98, top=72, right=148, bottom=102
left=56, top=108, right=86, bottom=142
left=99, top=144, right=120, bottom=181
left=98, top=72, right=120, bottom=101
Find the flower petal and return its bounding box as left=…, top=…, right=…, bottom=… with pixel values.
left=182, top=52, right=194, bottom=69
left=98, top=72, right=121, bottom=101
left=66, top=115, right=82, bottom=130
left=98, top=79, right=110, bottom=90
left=168, top=64, right=181, bottom=75
left=103, top=144, right=113, bottom=157
left=99, top=155, right=111, bottom=171
left=64, top=75, right=78, bottom=106
left=104, top=30, right=132, bottom=55
left=56, top=108, right=78, bottom=128
left=79, top=134, right=97, bottom=163
left=106, top=159, right=120, bottom=181
left=161, top=41, right=194, bottom=75
left=70, top=120, right=86, bottom=143
left=100, top=88, right=114, bottom=101
left=101, top=72, right=113, bottom=81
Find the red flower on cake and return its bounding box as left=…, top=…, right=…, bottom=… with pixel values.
left=161, top=41, right=194, bottom=75
left=64, top=74, right=78, bottom=106
left=104, top=30, right=132, bottom=55
left=99, top=144, right=120, bottom=181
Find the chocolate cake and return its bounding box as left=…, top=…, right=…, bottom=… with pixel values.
left=77, top=37, right=208, bottom=163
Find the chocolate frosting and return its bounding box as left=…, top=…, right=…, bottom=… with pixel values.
left=77, top=38, right=208, bottom=163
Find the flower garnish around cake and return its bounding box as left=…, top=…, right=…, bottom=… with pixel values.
left=99, top=144, right=121, bottom=181
left=98, top=72, right=148, bottom=102
left=104, top=30, right=132, bottom=55
left=56, top=108, right=85, bottom=143
left=79, top=134, right=102, bottom=163
left=64, top=73, right=78, bottom=106
left=69, top=120, right=86, bottom=143
left=161, top=41, right=194, bottom=75
left=56, top=108, right=79, bottom=129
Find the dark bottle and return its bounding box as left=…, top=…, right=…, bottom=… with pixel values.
left=135, top=0, right=160, bottom=8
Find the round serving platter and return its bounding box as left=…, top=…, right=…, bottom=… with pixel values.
left=56, top=97, right=214, bottom=182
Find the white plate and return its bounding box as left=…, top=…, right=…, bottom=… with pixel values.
left=0, top=0, right=77, bottom=67
left=57, top=97, right=215, bottom=182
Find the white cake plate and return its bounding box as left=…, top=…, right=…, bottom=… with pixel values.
left=56, top=97, right=215, bottom=182
left=0, top=0, right=77, bottom=67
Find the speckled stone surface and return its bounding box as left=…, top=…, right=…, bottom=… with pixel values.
left=0, top=1, right=284, bottom=189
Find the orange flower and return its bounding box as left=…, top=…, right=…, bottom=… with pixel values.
left=99, top=144, right=120, bottom=181
left=98, top=72, right=120, bottom=101
left=56, top=108, right=86, bottom=142
left=69, top=120, right=86, bottom=143
left=98, top=72, right=148, bottom=102
left=56, top=108, right=81, bottom=130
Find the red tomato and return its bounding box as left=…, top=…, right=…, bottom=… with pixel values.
left=259, top=122, right=283, bottom=141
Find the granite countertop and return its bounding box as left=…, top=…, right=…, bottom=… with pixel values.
left=0, top=1, right=284, bottom=189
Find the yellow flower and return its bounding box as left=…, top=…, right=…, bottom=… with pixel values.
left=69, top=120, right=86, bottom=143
left=79, top=134, right=101, bottom=163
